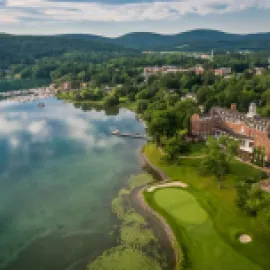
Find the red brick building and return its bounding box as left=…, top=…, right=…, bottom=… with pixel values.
left=214, top=67, right=232, bottom=77
left=191, top=103, right=270, bottom=161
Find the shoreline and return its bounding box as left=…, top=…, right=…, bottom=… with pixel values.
left=131, top=152, right=183, bottom=270
left=131, top=186, right=179, bottom=270
left=56, top=98, right=180, bottom=269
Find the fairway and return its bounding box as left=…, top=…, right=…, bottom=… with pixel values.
left=152, top=188, right=262, bottom=270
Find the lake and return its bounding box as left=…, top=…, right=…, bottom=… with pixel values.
left=0, top=97, right=146, bottom=270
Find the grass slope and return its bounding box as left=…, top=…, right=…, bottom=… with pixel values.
left=146, top=188, right=261, bottom=270
left=143, top=143, right=270, bottom=270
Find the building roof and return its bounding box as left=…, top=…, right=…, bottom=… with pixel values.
left=260, top=179, right=270, bottom=192
left=211, top=106, right=270, bottom=130
left=213, top=127, right=253, bottom=140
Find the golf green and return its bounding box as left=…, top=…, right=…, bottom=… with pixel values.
left=152, top=188, right=262, bottom=270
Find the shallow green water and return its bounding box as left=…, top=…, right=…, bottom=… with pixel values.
left=0, top=97, right=145, bottom=270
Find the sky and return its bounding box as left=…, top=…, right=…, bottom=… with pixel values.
left=0, top=0, right=270, bottom=37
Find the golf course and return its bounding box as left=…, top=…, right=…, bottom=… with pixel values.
left=143, top=143, right=270, bottom=270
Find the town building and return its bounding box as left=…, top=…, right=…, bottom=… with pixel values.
left=81, top=82, right=88, bottom=88
left=254, top=67, right=265, bottom=76
left=143, top=66, right=193, bottom=77
left=144, top=65, right=207, bottom=77
left=60, top=82, right=72, bottom=91
left=181, top=93, right=197, bottom=102
left=194, top=65, right=205, bottom=76
left=214, top=67, right=232, bottom=77
left=191, top=103, right=270, bottom=161
left=260, top=179, right=270, bottom=192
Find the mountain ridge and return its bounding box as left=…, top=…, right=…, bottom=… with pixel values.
left=61, top=29, right=270, bottom=51
left=1, top=29, right=270, bottom=52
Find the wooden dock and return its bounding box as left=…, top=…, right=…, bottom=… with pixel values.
left=112, top=132, right=148, bottom=140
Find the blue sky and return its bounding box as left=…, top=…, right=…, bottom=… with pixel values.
left=0, top=0, right=270, bottom=36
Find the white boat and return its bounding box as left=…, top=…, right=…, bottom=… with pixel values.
left=112, top=129, right=120, bottom=135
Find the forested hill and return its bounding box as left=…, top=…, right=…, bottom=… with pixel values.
left=1, top=29, right=270, bottom=66
left=112, top=29, right=270, bottom=51
left=0, top=33, right=134, bottom=68
left=63, top=29, right=270, bottom=51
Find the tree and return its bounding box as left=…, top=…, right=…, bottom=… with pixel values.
left=163, top=134, right=190, bottom=162
left=147, top=109, right=176, bottom=145
left=136, top=100, right=148, bottom=114
left=104, top=95, right=119, bottom=107
left=200, top=136, right=239, bottom=188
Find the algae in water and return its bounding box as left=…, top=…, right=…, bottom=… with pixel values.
left=87, top=174, right=165, bottom=270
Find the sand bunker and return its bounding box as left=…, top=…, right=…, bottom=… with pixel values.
left=239, top=234, right=252, bottom=243
left=147, top=181, right=188, bottom=192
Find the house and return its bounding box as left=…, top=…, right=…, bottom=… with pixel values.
left=81, top=82, right=88, bottom=88
left=104, top=85, right=114, bottom=93
left=254, top=67, right=265, bottom=76
left=60, top=82, right=71, bottom=91
left=260, top=179, right=270, bottom=192
left=49, top=84, right=56, bottom=90
left=191, top=103, right=270, bottom=161
left=194, top=65, right=205, bottom=76
left=181, top=93, right=197, bottom=102
left=214, top=67, right=232, bottom=77
left=200, top=54, right=212, bottom=60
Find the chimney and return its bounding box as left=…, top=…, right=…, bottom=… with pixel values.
left=231, top=103, right=237, bottom=112
left=247, top=103, right=257, bottom=118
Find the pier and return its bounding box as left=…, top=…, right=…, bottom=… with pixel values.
left=112, top=130, right=149, bottom=140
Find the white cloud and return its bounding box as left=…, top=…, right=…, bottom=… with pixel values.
left=3, top=0, right=270, bottom=24
left=0, top=100, right=17, bottom=109
left=9, top=136, right=20, bottom=148
left=27, top=120, right=47, bottom=135
left=64, top=116, right=95, bottom=146
left=63, top=115, right=123, bottom=148
left=0, top=98, right=127, bottom=153
left=0, top=115, right=23, bottom=135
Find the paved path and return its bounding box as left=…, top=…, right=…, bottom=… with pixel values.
left=147, top=181, right=188, bottom=192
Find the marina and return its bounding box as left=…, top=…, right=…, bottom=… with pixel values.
left=0, top=85, right=56, bottom=103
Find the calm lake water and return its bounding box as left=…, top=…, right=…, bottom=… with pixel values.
left=0, top=98, right=145, bottom=270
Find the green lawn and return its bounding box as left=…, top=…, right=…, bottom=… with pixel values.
left=146, top=188, right=261, bottom=270
left=187, top=142, right=207, bottom=157
left=143, top=143, right=270, bottom=270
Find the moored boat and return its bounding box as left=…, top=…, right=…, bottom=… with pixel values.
left=112, top=129, right=120, bottom=135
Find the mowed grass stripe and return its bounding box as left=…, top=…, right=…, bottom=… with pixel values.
left=151, top=188, right=262, bottom=270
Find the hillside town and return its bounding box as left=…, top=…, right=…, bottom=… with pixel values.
left=143, top=65, right=267, bottom=78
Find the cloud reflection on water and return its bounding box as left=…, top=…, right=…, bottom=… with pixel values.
left=0, top=98, right=145, bottom=269
left=0, top=98, right=135, bottom=151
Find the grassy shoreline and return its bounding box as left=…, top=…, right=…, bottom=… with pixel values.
left=133, top=185, right=183, bottom=270
left=56, top=97, right=270, bottom=269
left=142, top=143, right=270, bottom=270
left=87, top=174, right=169, bottom=270
left=57, top=94, right=137, bottom=111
